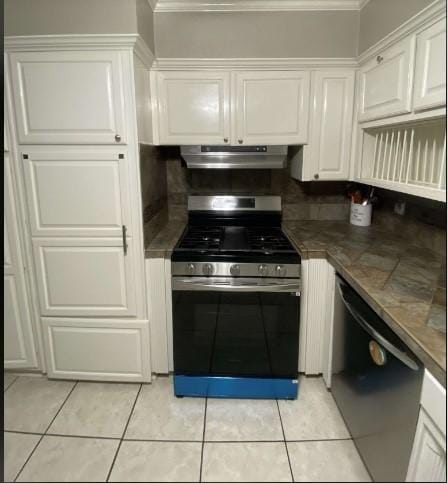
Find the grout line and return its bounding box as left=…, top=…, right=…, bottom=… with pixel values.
left=13, top=381, right=78, bottom=482
left=4, top=430, right=44, bottom=437
left=276, top=399, right=294, bottom=483
left=199, top=397, right=208, bottom=483
left=4, top=375, right=19, bottom=393
left=40, top=432, right=121, bottom=441
left=123, top=438, right=203, bottom=443
left=106, top=383, right=143, bottom=482
left=286, top=437, right=353, bottom=443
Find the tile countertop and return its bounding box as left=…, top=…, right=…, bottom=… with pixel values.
left=283, top=220, right=446, bottom=387
left=144, top=220, right=187, bottom=259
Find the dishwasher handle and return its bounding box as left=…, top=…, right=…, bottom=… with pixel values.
left=337, top=279, right=419, bottom=372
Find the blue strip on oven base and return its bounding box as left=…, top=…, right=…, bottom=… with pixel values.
left=174, top=375, right=298, bottom=399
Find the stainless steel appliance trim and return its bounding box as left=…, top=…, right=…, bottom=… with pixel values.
left=172, top=277, right=301, bottom=293
left=187, top=195, right=281, bottom=212
left=180, top=145, right=288, bottom=169
left=336, top=279, right=419, bottom=371
left=172, top=261, right=300, bottom=278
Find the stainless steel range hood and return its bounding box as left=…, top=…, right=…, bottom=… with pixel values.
left=180, top=145, right=288, bottom=169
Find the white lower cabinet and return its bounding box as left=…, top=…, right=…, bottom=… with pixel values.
left=4, top=151, right=39, bottom=369
left=407, top=370, right=446, bottom=482
left=42, top=318, right=150, bottom=382
left=32, top=238, right=137, bottom=317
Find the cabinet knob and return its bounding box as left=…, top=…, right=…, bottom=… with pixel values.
left=224, top=137, right=228, bottom=143
left=115, top=134, right=121, bottom=142
left=238, top=139, right=243, bottom=144
left=376, top=55, right=384, bottom=64
left=314, top=174, right=319, bottom=180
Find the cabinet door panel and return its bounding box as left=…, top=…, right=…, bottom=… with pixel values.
left=157, top=71, right=230, bottom=144
left=9, top=51, right=126, bottom=144
left=235, top=71, right=310, bottom=144
left=4, top=152, right=38, bottom=369
left=42, top=318, right=150, bottom=382
left=22, top=150, right=131, bottom=237
left=310, top=71, right=355, bottom=180
left=413, top=19, right=446, bottom=111
left=359, top=36, right=415, bottom=121
left=33, top=239, right=137, bottom=317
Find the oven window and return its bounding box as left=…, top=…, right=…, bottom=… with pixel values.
left=173, top=290, right=299, bottom=378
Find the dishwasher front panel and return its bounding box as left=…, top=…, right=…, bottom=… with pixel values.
left=331, top=275, right=424, bottom=482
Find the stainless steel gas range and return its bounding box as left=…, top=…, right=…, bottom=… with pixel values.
left=170, top=195, right=301, bottom=399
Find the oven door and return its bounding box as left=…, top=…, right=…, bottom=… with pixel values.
left=172, top=277, right=300, bottom=382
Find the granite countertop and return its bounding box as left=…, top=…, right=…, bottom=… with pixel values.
left=283, top=220, right=446, bottom=387
left=145, top=220, right=187, bottom=258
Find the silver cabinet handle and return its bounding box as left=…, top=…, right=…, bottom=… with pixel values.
left=336, top=279, right=419, bottom=371
left=238, top=139, right=243, bottom=144
left=376, top=55, right=384, bottom=63
left=314, top=173, right=319, bottom=180
left=115, top=134, right=121, bottom=142
left=224, top=137, right=228, bottom=143
left=173, top=277, right=300, bottom=293
left=122, top=225, right=128, bottom=256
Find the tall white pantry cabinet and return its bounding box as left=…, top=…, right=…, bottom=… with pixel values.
left=4, top=36, right=153, bottom=382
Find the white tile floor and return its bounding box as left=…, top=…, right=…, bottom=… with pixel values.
left=3, top=373, right=371, bottom=482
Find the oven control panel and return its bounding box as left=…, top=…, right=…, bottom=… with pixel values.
left=172, top=262, right=300, bottom=278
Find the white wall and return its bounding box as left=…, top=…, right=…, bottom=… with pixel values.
left=359, top=0, right=434, bottom=54
left=154, top=10, right=360, bottom=58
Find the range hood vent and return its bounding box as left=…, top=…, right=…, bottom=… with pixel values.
left=180, top=145, right=288, bottom=169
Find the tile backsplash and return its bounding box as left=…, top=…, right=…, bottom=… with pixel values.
left=162, top=147, right=350, bottom=222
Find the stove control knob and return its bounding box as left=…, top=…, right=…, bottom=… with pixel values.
left=186, top=263, right=196, bottom=275
left=258, top=264, right=269, bottom=276
left=275, top=265, right=287, bottom=277
left=230, top=264, right=240, bottom=276
left=202, top=263, right=214, bottom=276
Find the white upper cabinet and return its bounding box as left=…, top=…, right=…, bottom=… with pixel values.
left=413, top=19, right=446, bottom=112
left=359, top=36, right=416, bottom=122
left=4, top=151, right=38, bottom=369
left=308, top=70, right=355, bottom=180
left=21, top=149, right=131, bottom=238
left=156, top=71, right=230, bottom=145
left=9, top=51, right=127, bottom=145
left=234, top=71, right=310, bottom=145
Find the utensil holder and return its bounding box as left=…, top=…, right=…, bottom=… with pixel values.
left=350, top=202, right=372, bottom=227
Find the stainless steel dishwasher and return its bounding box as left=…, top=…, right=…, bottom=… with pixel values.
left=331, top=275, right=424, bottom=482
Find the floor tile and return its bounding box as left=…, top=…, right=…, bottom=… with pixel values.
left=4, top=432, right=41, bottom=482
left=205, top=398, right=283, bottom=441
left=48, top=382, right=140, bottom=438
left=278, top=377, right=349, bottom=440
left=109, top=441, right=202, bottom=482
left=4, top=377, right=75, bottom=433
left=16, top=435, right=119, bottom=482
left=202, top=442, right=292, bottom=482
left=4, top=373, right=18, bottom=392
left=287, top=440, right=371, bottom=482
left=125, top=377, right=205, bottom=441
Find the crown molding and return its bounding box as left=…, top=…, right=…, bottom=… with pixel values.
left=146, top=0, right=158, bottom=10
left=4, top=34, right=141, bottom=51
left=153, top=0, right=364, bottom=13
left=134, top=37, right=155, bottom=67
left=152, top=57, right=358, bottom=70
left=358, top=0, right=446, bottom=63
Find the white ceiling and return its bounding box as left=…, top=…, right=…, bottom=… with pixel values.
left=149, top=0, right=371, bottom=13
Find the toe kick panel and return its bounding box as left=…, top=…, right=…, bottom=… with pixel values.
left=42, top=318, right=151, bottom=382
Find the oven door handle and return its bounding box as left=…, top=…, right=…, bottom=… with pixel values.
left=172, top=278, right=301, bottom=293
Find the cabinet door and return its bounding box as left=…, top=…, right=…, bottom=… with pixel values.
left=156, top=71, right=230, bottom=145
left=42, top=318, right=150, bottom=382
left=235, top=71, right=310, bottom=145
left=9, top=51, right=127, bottom=145
left=4, top=152, right=38, bottom=369
left=359, top=36, right=416, bottom=122
left=308, top=70, right=355, bottom=180
left=413, top=19, right=446, bottom=111
left=407, top=408, right=446, bottom=482
left=32, top=238, right=137, bottom=317
left=22, top=149, right=131, bottom=237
